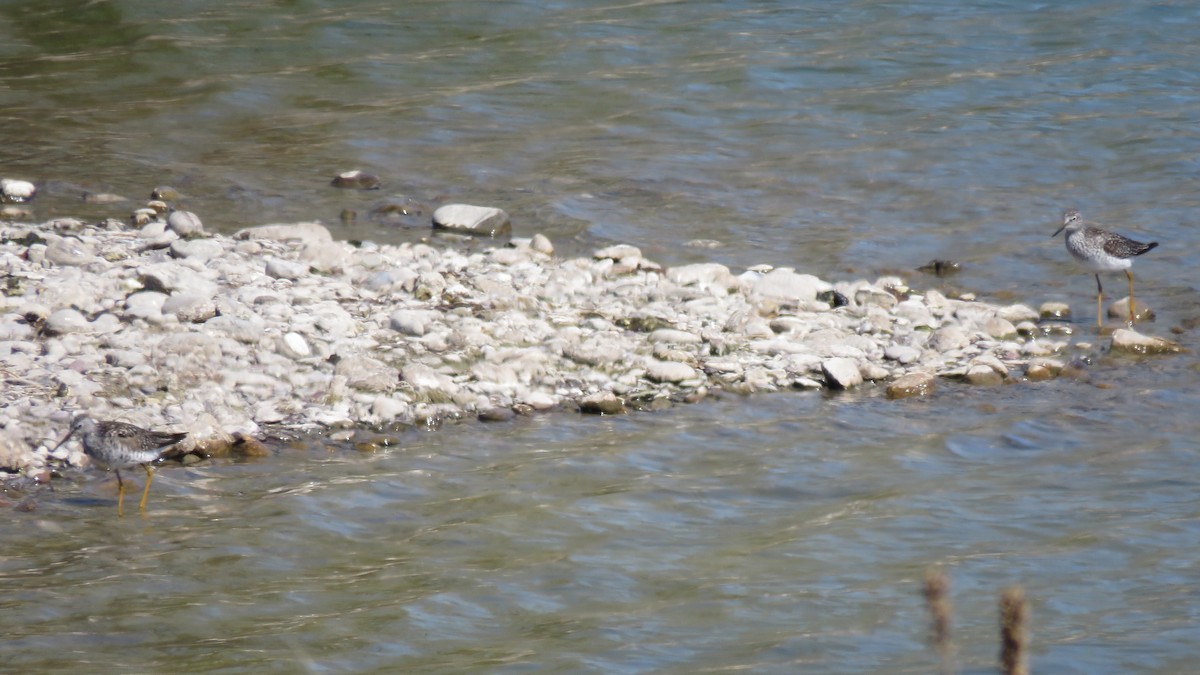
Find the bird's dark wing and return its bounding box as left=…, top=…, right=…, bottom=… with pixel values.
left=1102, top=232, right=1158, bottom=259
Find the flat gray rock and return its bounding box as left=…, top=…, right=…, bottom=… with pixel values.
left=752, top=268, right=827, bottom=303
left=822, top=357, right=862, bottom=390
left=236, top=222, right=332, bottom=245
left=432, top=204, right=511, bottom=238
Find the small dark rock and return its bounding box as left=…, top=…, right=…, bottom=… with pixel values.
left=816, top=289, right=849, bottom=308
left=330, top=170, right=382, bottom=190
left=918, top=259, right=963, bottom=277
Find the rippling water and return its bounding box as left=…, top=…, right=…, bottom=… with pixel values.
left=4, top=1, right=1200, bottom=671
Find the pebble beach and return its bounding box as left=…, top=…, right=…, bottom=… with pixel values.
left=0, top=201, right=1181, bottom=483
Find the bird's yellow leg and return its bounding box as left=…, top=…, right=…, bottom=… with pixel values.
left=139, top=464, right=155, bottom=512
left=1094, top=274, right=1104, bottom=329
left=115, top=468, right=126, bottom=517
left=1126, top=270, right=1137, bottom=325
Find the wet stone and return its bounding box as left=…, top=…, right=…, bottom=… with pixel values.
left=131, top=208, right=159, bottom=226
left=1, top=205, right=32, bottom=221
left=82, top=192, right=127, bottom=205
left=964, top=365, right=1005, bottom=386
left=432, top=204, right=512, bottom=238
left=580, top=391, right=626, bottom=415
left=478, top=407, right=516, bottom=422
left=1110, top=329, right=1184, bottom=355
left=917, top=259, right=962, bottom=277
left=1107, top=297, right=1155, bottom=323
left=1024, top=358, right=1063, bottom=381
left=330, top=170, right=382, bottom=190
left=1, top=178, right=36, bottom=203
left=886, top=372, right=936, bottom=399
left=1039, top=302, right=1070, bottom=320
left=151, top=186, right=182, bottom=201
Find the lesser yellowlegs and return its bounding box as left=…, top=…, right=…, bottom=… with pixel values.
left=1052, top=209, right=1158, bottom=328
left=52, top=415, right=187, bottom=516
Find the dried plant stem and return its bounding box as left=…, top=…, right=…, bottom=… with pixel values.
left=923, top=567, right=955, bottom=674
left=999, top=586, right=1029, bottom=675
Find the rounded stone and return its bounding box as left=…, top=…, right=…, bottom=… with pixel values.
left=390, top=309, right=438, bottom=337
left=167, top=210, right=204, bottom=237
left=530, top=233, right=554, bottom=255
left=44, top=309, right=90, bottom=335
left=886, top=372, right=936, bottom=399
left=131, top=208, right=159, bottom=227
left=432, top=204, right=512, bottom=238
left=646, top=359, right=697, bottom=383
left=580, top=391, right=626, bottom=415
left=278, top=332, right=311, bottom=359
left=1039, top=302, right=1071, bottom=320
left=1, top=178, right=36, bottom=203
left=964, top=365, right=1004, bottom=386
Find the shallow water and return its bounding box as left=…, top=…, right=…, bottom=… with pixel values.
left=3, top=1, right=1200, bottom=671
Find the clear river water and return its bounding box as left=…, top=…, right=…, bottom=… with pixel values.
left=3, top=1, right=1200, bottom=672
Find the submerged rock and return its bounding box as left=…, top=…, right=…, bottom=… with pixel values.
left=330, top=170, right=382, bottom=190
left=1110, top=329, right=1184, bottom=355
left=1107, top=297, right=1155, bottom=323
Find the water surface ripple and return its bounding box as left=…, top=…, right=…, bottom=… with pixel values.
left=3, top=1, right=1200, bottom=672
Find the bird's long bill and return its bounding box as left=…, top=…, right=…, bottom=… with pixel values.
left=50, top=430, right=75, bottom=453
left=1051, top=225, right=1066, bottom=238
